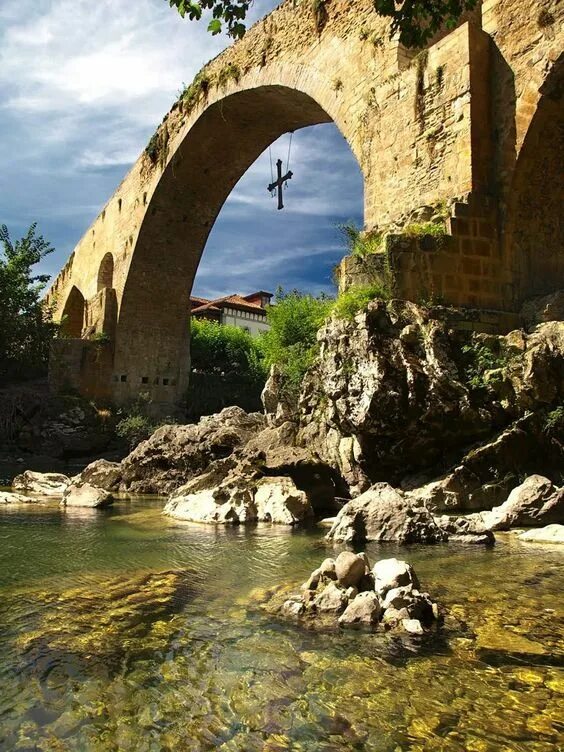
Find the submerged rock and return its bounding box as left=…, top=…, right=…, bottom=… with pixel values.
left=326, top=483, right=446, bottom=544
left=12, top=470, right=70, bottom=497
left=61, top=482, right=113, bottom=508
left=16, top=569, right=193, bottom=669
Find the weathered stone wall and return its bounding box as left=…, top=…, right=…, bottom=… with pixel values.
left=43, top=0, right=563, bottom=408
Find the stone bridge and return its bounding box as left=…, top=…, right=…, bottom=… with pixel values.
left=45, top=0, right=563, bottom=411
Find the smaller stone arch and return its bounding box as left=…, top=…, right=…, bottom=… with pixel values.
left=97, top=252, right=114, bottom=291
left=60, top=286, right=85, bottom=338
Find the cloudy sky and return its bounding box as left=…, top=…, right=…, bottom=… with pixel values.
left=0, top=0, right=363, bottom=299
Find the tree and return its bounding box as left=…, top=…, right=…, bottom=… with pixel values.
left=168, top=0, right=478, bottom=48
left=0, top=224, right=57, bottom=385
left=186, top=318, right=267, bottom=417
left=258, top=288, right=333, bottom=400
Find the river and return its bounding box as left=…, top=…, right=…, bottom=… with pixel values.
left=0, top=498, right=562, bottom=751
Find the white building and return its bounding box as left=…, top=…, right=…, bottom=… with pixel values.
left=190, top=291, right=273, bottom=336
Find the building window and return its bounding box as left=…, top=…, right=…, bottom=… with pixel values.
left=120, top=374, right=127, bottom=383
left=141, top=376, right=149, bottom=384
left=163, top=378, right=170, bottom=386
left=113, top=375, right=119, bottom=382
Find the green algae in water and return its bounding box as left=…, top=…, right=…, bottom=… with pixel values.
left=0, top=500, right=563, bottom=751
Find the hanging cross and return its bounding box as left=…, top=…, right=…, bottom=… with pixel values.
left=268, top=158, right=293, bottom=210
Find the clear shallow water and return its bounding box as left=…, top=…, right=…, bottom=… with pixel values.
left=0, top=499, right=563, bottom=751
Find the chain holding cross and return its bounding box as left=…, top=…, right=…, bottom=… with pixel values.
left=268, top=158, right=293, bottom=210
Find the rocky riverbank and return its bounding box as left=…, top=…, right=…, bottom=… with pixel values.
left=6, top=299, right=564, bottom=542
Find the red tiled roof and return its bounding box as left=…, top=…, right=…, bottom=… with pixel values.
left=190, top=293, right=268, bottom=316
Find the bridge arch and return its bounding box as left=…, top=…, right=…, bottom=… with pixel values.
left=60, top=286, right=85, bottom=338
left=97, top=252, right=114, bottom=292
left=503, top=53, right=564, bottom=306
left=114, top=78, right=361, bottom=405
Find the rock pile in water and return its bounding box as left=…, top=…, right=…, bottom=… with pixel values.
left=281, top=553, right=440, bottom=635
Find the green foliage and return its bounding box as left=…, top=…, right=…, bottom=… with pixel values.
left=403, top=221, right=447, bottom=237
left=258, top=289, right=333, bottom=401
left=339, top=223, right=383, bottom=258
left=332, top=283, right=390, bottom=321
left=187, top=318, right=266, bottom=417
left=0, top=224, right=57, bottom=385
left=190, top=318, right=264, bottom=380
left=312, top=0, right=329, bottom=32
left=116, top=414, right=156, bottom=449
left=168, top=0, right=249, bottom=38
left=167, top=0, right=477, bottom=48
left=544, top=405, right=564, bottom=436
left=217, top=62, right=240, bottom=88
left=90, top=331, right=111, bottom=344
left=180, top=70, right=212, bottom=109
left=144, top=126, right=169, bottom=167
left=115, top=392, right=160, bottom=449
left=461, top=342, right=511, bottom=390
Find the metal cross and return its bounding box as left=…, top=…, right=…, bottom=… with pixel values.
left=268, top=158, right=293, bottom=210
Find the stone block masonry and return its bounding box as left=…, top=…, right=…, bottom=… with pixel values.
left=43, top=0, right=563, bottom=410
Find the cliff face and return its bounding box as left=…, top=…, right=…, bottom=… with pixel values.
left=291, top=300, right=564, bottom=498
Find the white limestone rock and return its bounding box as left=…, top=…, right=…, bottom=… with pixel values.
left=0, top=491, right=39, bottom=504
left=254, top=476, right=313, bottom=525
left=518, top=524, right=564, bottom=544
left=12, top=471, right=70, bottom=498
left=61, top=482, right=114, bottom=509
left=372, top=558, right=420, bottom=598
left=338, top=591, right=381, bottom=629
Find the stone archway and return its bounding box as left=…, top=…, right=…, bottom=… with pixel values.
left=60, top=286, right=85, bottom=338
left=114, top=84, right=347, bottom=405
left=97, top=253, right=114, bottom=292
left=503, top=55, right=564, bottom=307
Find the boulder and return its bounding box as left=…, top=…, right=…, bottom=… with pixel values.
left=75, top=459, right=122, bottom=491
left=164, top=473, right=313, bottom=526
left=272, top=554, right=439, bottom=634
left=254, top=476, right=313, bottom=525
left=61, top=482, right=113, bottom=508
left=402, top=618, right=424, bottom=635
left=481, top=475, right=563, bottom=530
left=405, top=415, right=564, bottom=514
left=0, top=491, right=39, bottom=504
left=297, top=301, right=564, bottom=497
left=338, top=591, right=381, bottom=628
left=326, top=483, right=447, bottom=544
left=434, top=514, right=496, bottom=544
left=334, top=551, right=366, bottom=588
left=281, top=599, right=305, bottom=617
left=12, top=470, right=70, bottom=497
left=164, top=485, right=256, bottom=524
left=120, top=407, right=265, bottom=495
left=521, top=290, right=564, bottom=330
left=372, top=558, right=420, bottom=598
left=518, top=524, right=564, bottom=544
left=313, top=582, right=349, bottom=613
